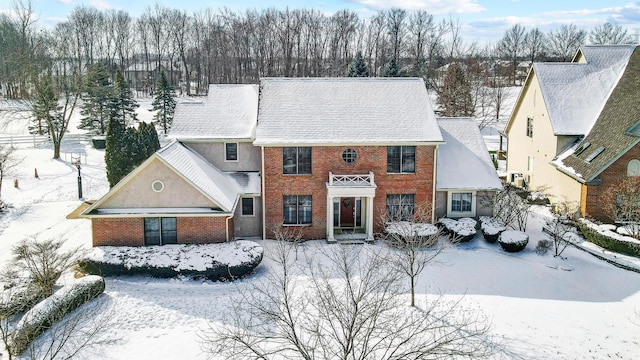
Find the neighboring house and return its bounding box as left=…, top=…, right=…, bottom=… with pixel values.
left=83, top=78, right=501, bottom=245
left=505, top=45, right=640, bottom=221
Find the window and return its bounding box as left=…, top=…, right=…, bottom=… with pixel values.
left=387, top=146, right=416, bottom=173
left=574, top=141, right=591, bottom=156
left=527, top=156, right=534, bottom=173
left=526, top=118, right=533, bottom=138
left=241, top=197, right=254, bottom=216
left=225, top=143, right=238, bottom=161
left=342, top=148, right=357, bottom=163
left=151, top=180, right=164, bottom=192
left=386, top=194, right=415, bottom=220
left=283, top=195, right=312, bottom=225
left=628, top=159, right=640, bottom=177
left=451, top=192, right=472, bottom=213
left=144, top=218, right=177, bottom=245
left=585, top=146, right=605, bottom=163
left=283, top=147, right=312, bottom=174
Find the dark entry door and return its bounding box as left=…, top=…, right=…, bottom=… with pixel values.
left=340, top=197, right=355, bottom=227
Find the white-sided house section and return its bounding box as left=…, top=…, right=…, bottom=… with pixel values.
left=435, top=118, right=503, bottom=219
left=167, top=84, right=262, bottom=238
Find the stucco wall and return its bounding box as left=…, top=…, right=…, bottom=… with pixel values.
left=506, top=73, right=582, bottom=206
left=100, top=158, right=218, bottom=209
left=234, top=196, right=262, bottom=238
left=262, top=145, right=436, bottom=240
left=434, top=190, right=495, bottom=219
left=184, top=141, right=261, bottom=172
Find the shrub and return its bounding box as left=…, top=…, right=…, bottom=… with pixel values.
left=535, top=239, right=552, bottom=255
left=10, top=275, right=105, bottom=355
left=577, top=220, right=640, bottom=257
left=498, top=230, right=529, bottom=252
left=438, top=218, right=477, bottom=242
left=479, top=216, right=506, bottom=243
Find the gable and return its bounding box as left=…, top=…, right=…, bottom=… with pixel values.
left=98, top=158, right=222, bottom=210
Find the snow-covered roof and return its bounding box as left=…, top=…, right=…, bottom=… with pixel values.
left=169, top=84, right=259, bottom=140
left=254, top=78, right=443, bottom=145
left=436, top=118, right=502, bottom=191
left=534, top=45, right=635, bottom=136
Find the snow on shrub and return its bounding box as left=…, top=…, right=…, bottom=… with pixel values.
left=438, top=218, right=477, bottom=242
left=479, top=216, right=506, bottom=243
left=385, top=221, right=439, bottom=238
left=11, top=275, right=105, bottom=355
left=577, top=219, right=640, bottom=257
left=79, top=240, right=264, bottom=281
left=498, top=230, right=529, bottom=253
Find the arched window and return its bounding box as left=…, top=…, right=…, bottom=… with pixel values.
left=628, top=159, right=640, bottom=176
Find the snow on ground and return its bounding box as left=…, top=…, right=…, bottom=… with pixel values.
left=0, top=96, right=639, bottom=359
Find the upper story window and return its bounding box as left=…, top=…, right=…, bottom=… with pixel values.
left=628, top=159, right=640, bottom=177
left=225, top=143, right=238, bottom=161
left=526, top=117, right=533, bottom=138
left=387, top=146, right=415, bottom=174
left=342, top=148, right=357, bottom=163
left=283, top=147, right=312, bottom=174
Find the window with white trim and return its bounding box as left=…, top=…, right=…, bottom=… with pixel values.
left=451, top=192, right=472, bottom=213
left=387, top=146, right=416, bottom=174
left=283, top=195, right=312, bottom=225
left=225, top=143, right=238, bottom=161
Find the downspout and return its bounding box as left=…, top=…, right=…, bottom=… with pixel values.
left=432, top=144, right=438, bottom=223
left=226, top=196, right=239, bottom=242
left=261, top=146, right=266, bottom=240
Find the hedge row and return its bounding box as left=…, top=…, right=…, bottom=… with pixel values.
left=11, top=275, right=105, bottom=355
left=577, top=222, right=640, bottom=258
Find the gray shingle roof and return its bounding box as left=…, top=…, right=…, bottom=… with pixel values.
left=561, top=46, right=640, bottom=182
left=254, top=78, right=443, bottom=145
left=436, top=118, right=502, bottom=191
left=169, top=84, right=258, bottom=140
left=534, top=45, right=635, bottom=136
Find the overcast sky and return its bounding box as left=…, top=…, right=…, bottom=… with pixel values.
left=2, top=0, right=639, bottom=44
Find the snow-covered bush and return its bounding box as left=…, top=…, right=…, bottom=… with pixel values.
left=438, top=218, right=477, bottom=242
left=385, top=221, right=439, bottom=241
left=498, top=230, right=529, bottom=253
left=479, top=216, right=506, bottom=243
left=11, top=275, right=105, bottom=355
left=577, top=219, right=640, bottom=257
left=79, top=241, right=264, bottom=281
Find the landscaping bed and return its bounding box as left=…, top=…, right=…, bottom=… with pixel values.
left=577, top=219, right=640, bottom=258
left=78, top=240, right=264, bottom=281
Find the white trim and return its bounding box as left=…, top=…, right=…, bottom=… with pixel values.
left=151, top=180, right=164, bottom=193
left=446, top=190, right=477, bottom=218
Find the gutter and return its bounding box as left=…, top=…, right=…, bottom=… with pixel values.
left=432, top=145, right=438, bottom=223
left=261, top=146, right=267, bottom=240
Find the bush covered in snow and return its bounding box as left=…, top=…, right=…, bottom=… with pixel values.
left=438, top=218, right=477, bottom=242
left=479, top=216, right=506, bottom=243
left=577, top=219, right=640, bottom=257
left=385, top=221, right=439, bottom=241
left=498, top=230, right=529, bottom=253
left=78, top=241, right=264, bottom=281
left=11, top=275, right=105, bottom=355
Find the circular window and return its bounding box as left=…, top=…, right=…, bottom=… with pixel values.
left=151, top=180, right=165, bottom=192
left=342, top=148, right=357, bottom=163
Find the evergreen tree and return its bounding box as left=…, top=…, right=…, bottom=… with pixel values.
left=137, top=122, right=160, bottom=163
left=109, top=68, right=138, bottom=126
left=31, top=76, right=58, bottom=136
left=382, top=57, right=400, bottom=77
left=437, top=62, right=474, bottom=117
left=104, top=116, right=127, bottom=187
left=346, top=51, right=369, bottom=77
left=152, top=71, right=176, bottom=134
left=79, top=62, right=112, bottom=135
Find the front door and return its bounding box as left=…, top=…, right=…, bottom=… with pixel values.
left=340, top=197, right=355, bottom=227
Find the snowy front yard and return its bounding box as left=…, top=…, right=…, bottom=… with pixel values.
left=0, top=142, right=638, bottom=359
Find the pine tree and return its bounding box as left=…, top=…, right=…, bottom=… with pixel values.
left=137, top=122, right=160, bottom=163
left=109, top=68, right=138, bottom=126
left=31, top=76, right=58, bottom=136
left=79, top=62, right=112, bottom=135
left=152, top=71, right=176, bottom=134
left=382, top=58, right=400, bottom=77
left=437, top=62, right=475, bottom=117
left=346, top=51, right=369, bottom=77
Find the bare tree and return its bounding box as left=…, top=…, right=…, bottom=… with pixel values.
left=602, top=176, right=640, bottom=239
left=544, top=201, right=579, bottom=258
left=497, top=24, right=525, bottom=85
left=202, top=241, right=496, bottom=359
left=547, top=24, right=586, bottom=61
left=590, top=22, right=633, bottom=45
left=523, top=27, right=546, bottom=65
left=484, top=184, right=531, bottom=231
left=0, top=145, right=17, bottom=208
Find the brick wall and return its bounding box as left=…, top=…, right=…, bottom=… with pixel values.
left=92, top=216, right=230, bottom=246
left=263, top=145, right=435, bottom=240
left=584, top=143, right=640, bottom=221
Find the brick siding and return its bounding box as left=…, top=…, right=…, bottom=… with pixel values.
left=263, top=145, right=435, bottom=240
left=583, top=143, right=640, bottom=221
left=92, top=216, right=230, bottom=246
